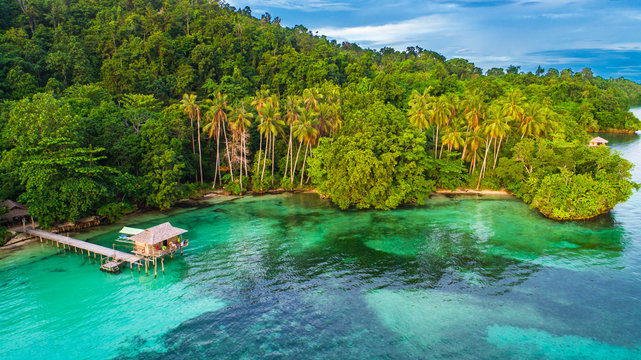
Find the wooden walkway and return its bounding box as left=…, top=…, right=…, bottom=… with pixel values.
left=21, top=228, right=141, bottom=265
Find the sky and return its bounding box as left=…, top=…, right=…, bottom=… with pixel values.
left=226, top=0, right=641, bottom=82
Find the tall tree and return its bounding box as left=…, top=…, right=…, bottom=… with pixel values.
left=293, top=108, right=318, bottom=187
left=203, top=92, right=232, bottom=187
left=229, top=103, right=253, bottom=194
left=179, top=93, right=203, bottom=184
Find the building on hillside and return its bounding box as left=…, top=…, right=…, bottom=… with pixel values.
left=1, top=200, right=30, bottom=225
left=589, top=136, right=609, bottom=147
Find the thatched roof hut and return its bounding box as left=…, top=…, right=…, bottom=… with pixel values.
left=589, top=136, right=609, bottom=147
left=130, top=222, right=187, bottom=245
left=129, top=222, right=188, bottom=258
left=1, top=200, right=29, bottom=223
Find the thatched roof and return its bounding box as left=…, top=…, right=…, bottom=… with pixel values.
left=1, top=208, right=29, bottom=221
left=2, top=200, right=27, bottom=210
left=590, top=136, right=609, bottom=144
left=1, top=200, right=29, bottom=221
left=129, top=222, right=187, bottom=245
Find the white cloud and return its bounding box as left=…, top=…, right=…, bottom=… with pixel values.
left=226, top=0, right=353, bottom=11
left=314, top=15, right=459, bottom=48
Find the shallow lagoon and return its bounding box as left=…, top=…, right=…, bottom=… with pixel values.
left=0, top=125, right=640, bottom=359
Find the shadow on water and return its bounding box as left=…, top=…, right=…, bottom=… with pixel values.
left=109, top=190, right=641, bottom=359
left=3, top=144, right=641, bottom=360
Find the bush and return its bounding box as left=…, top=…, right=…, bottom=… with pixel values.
left=97, top=202, right=135, bottom=223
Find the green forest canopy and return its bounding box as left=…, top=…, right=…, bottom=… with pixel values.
left=0, top=0, right=639, bottom=227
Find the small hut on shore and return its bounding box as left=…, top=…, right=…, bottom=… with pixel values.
left=129, top=222, right=188, bottom=258
left=1, top=200, right=30, bottom=225
left=589, top=136, right=609, bottom=147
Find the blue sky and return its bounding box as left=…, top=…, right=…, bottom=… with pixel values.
left=226, top=0, right=641, bottom=82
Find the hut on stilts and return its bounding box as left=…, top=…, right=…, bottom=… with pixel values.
left=127, top=222, right=189, bottom=277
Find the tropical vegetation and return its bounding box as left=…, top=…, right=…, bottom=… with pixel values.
left=0, top=0, right=639, bottom=227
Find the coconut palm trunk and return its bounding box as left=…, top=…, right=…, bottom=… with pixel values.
left=300, top=142, right=310, bottom=187
left=243, top=131, right=249, bottom=177
left=271, top=132, right=276, bottom=185
left=284, top=124, right=292, bottom=180
left=261, top=133, right=270, bottom=183
left=197, top=110, right=203, bottom=184
left=222, top=120, right=233, bottom=181
left=213, top=124, right=221, bottom=188
left=292, top=140, right=303, bottom=184
left=493, top=136, right=503, bottom=169
left=190, top=118, right=195, bottom=154
left=477, top=137, right=493, bottom=189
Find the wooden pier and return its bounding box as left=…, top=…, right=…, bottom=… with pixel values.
left=20, top=228, right=142, bottom=266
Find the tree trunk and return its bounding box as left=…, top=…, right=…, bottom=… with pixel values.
left=190, top=118, right=195, bottom=154
left=461, top=124, right=470, bottom=160
left=261, top=133, right=270, bottom=184
left=258, top=122, right=263, bottom=173
left=271, top=132, right=275, bottom=185
left=493, top=136, right=503, bottom=169
left=213, top=123, right=220, bottom=189
left=222, top=120, right=233, bottom=181
left=434, top=125, right=440, bottom=158
left=292, top=140, right=303, bottom=184
left=197, top=112, right=203, bottom=184
left=300, top=142, right=310, bottom=187
left=284, top=124, right=292, bottom=180
left=243, top=130, right=249, bottom=177
left=477, top=137, right=493, bottom=189
left=239, top=135, right=243, bottom=195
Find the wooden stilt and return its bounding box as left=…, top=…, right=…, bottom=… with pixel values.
left=145, top=259, right=148, bottom=275
left=161, top=258, right=164, bottom=274
left=154, top=260, right=157, bottom=278
left=40, top=236, right=42, bottom=243
left=138, top=262, right=141, bottom=272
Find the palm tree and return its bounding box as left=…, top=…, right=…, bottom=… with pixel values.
left=328, top=103, right=343, bottom=139
left=203, top=92, right=232, bottom=188
left=430, top=95, right=449, bottom=158
left=520, top=102, right=548, bottom=139
left=252, top=89, right=270, bottom=174
left=180, top=93, right=197, bottom=155
left=180, top=93, right=203, bottom=184
left=485, top=104, right=511, bottom=168
left=257, top=96, right=281, bottom=185
left=283, top=96, right=301, bottom=183
left=303, top=88, right=322, bottom=111
left=441, top=120, right=466, bottom=154
left=229, top=103, right=253, bottom=194
left=461, top=92, right=485, bottom=160
left=504, top=89, right=524, bottom=122
left=465, top=128, right=484, bottom=174
left=293, top=108, right=318, bottom=187
left=476, top=105, right=510, bottom=189
left=408, top=90, right=430, bottom=132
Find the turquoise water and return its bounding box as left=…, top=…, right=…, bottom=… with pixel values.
left=1, top=121, right=640, bottom=359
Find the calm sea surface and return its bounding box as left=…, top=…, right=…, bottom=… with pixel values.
left=1, top=111, right=640, bottom=359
